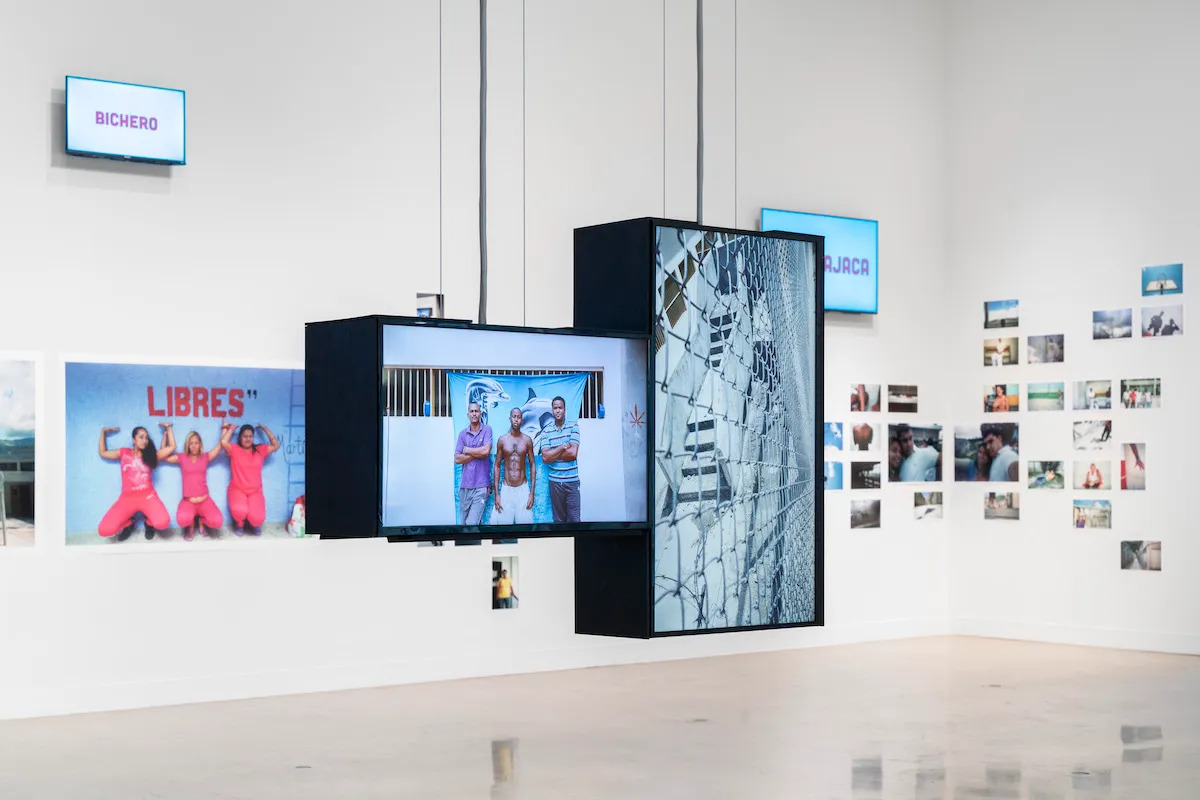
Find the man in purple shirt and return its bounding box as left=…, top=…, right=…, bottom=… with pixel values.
left=454, top=401, right=493, bottom=525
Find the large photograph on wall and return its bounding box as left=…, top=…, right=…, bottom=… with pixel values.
left=0, top=359, right=36, bottom=547
left=65, top=361, right=306, bottom=545
left=379, top=324, right=648, bottom=531
left=652, top=224, right=819, bottom=633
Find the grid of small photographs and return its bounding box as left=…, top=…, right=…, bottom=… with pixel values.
left=824, top=461, right=843, bottom=490
left=914, top=491, right=942, bottom=520
left=1072, top=419, right=1110, bottom=449
left=824, top=420, right=845, bottom=490
left=1121, top=443, right=1146, bottom=490
left=1027, top=334, right=1064, bottom=364
left=1121, top=540, right=1161, bottom=572
left=850, top=461, right=881, bottom=490
left=978, top=299, right=1031, bottom=528
left=829, top=382, right=945, bottom=530
left=983, top=337, right=1019, bottom=367
left=1140, top=305, right=1182, bottom=337
left=1142, top=263, right=1182, bottom=297
left=850, top=384, right=882, bottom=413
left=850, top=499, right=880, bottom=529
left=1027, top=461, right=1064, bottom=489
left=1141, top=264, right=1182, bottom=339
left=824, top=422, right=844, bottom=451
left=984, top=299, right=1019, bottom=329
left=984, top=492, right=1019, bottom=520
left=847, top=421, right=881, bottom=452
left=1073, top=460, right=1112, bottom=490
left=954, top=423, right=1020, bottom=482
left=1092, top=308, right=1132, bottom=340
left=1073, top=499, right=1110, bottom=529
left=1120, top=378, right=1161, bottom=409
left=887, top=384, right=918, bottom=413
left=1027, top=381, right=1065, bottom=411
left=975, top=263, right=1180, bottom=572
left=1074, top=379, right=1112, bottom=410
left=888, top=424, right=943, bottom=482
left=984, top=383, right=1019, bottom=413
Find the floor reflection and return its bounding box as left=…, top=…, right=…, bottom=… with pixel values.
left=851, top=756, right=883, bottom=797
left=984, top=765, right=1021, bottom=798
left=1026, top=780, right=1066, bottom=800
left=1121, top=722, right=1164, bottom=764
left=1070, top=767, right=1112, bottom=793
left=490, top=738, right=518, bottom=799
left=1120, top=725, right=1163, bottom=745
left=845, top=722, right=1174, bottom=800
left=0, top=638, right=1196, bottom=799
left=913, top=763, right=947, bottom=799
left=1122, top=747, right=1163, bottom=763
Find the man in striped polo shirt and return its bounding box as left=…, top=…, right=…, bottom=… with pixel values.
left=540, top=396, right=581, bottom=523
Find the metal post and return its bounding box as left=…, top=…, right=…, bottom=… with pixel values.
left=478, top=0, right=489, bottom=324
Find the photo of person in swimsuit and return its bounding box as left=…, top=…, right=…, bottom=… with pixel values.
left=493, top=408, right=536, bottom=525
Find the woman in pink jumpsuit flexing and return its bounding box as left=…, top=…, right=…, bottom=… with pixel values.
left=166, top=427, right=226, bottom=541
left=222, top=423, right=281, bottom=535
left=97, top=423, right=176, bottom=541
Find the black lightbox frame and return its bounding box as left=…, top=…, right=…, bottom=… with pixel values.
left=305, top=314, right=653, bottom=544
left=572, top=218, right=825, bottom=638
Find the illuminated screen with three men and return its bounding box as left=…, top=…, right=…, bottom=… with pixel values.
left=380, top=324, right=649, bottom=531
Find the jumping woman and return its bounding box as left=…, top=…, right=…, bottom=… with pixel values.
left=97, top=423, right=176, bottom=541
left=166, top=426, right=227, bottom=541
left=221, top=423, right=281, bottom=535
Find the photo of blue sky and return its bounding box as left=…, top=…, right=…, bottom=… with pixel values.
left=824, top=422, right=843, bottom=449
left=984, top=298, right=1019, bottom=328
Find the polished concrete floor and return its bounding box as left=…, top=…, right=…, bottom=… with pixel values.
left=1, top=637, right=1196, bottom=799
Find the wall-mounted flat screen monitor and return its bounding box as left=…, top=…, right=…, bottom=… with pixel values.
left=761, top=208, right=877, bottom=313
left=380, top=322, right=649, bottom=536
left=65, top=76, right=186, bottom=165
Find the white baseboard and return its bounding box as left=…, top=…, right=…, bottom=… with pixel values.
left=0, top=616, right=948, bottom=721
left=951, top=617, right=1200, bottom=656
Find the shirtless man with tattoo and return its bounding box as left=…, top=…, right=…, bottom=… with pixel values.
left=494, top=408, right=536, bottom=524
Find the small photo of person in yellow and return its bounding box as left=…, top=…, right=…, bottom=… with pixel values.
left=492, top=557, right=519, bottom=610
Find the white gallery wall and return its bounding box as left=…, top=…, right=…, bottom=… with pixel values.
left=945, top=0, right=1200, bottom=653
left=12, top=0, right=1194, bottom=723
left=0, top=0, right=951, bottom=720
left=738, top=0, right=952, bottom=638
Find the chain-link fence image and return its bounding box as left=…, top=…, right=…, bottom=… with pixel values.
left=653, top=225, right=817, bottom=632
